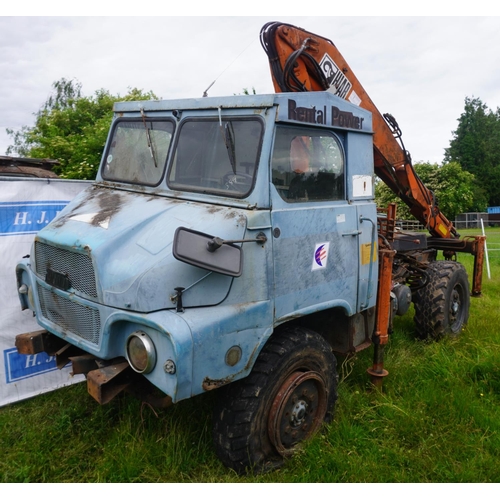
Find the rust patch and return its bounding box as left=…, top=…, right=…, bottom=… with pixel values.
left=224, top=210, right=237, bottom=219
left=202, top=375, right=236, bottom=391
left=50, top=185, right=98, bottom=228
left=202, top=340, right=263, bottom=391
left=90, top=190, right=123, bottom=227
left=206, top=205, right=224, bottom=214
left=51, top=185, right=124, bottom=228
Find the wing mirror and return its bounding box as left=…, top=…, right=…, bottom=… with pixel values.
left=173, top=227, right=267, bottom=277
left=173, top=227, right=243, bottom=277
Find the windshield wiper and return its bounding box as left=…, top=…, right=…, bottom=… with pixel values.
left=140, top=108, right=158, bottom=168
left=218, top=107, right=236, bottom=174
left=224, top=122, right=237, bottom=173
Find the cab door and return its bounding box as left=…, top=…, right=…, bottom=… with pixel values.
left=270, top=125, right=360, bottom=322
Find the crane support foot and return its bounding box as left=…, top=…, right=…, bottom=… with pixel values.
left=367, top=365, right=389, bottom=389
left=368, top=342, right=388, bottom=389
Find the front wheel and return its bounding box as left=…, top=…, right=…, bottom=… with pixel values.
left=413, top=260, right=470, bottom=340
left=212, top=327, right=337, bottom=473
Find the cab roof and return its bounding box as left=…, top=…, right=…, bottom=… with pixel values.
left=113, top=92, right=372, bottom=133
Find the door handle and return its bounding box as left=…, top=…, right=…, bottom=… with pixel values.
left=341, top=230, right=362, bottom=237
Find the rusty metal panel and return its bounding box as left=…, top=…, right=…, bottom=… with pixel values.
left=15, top=330, right=49, bottom=355
left=54, top=343, right=85, bottom=370
left=15, top=329, right=66, bottom=356
left=87, top=361, right=132, bottom=405
left=68, top=354, right=99, bottom=376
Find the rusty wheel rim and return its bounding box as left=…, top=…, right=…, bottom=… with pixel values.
left=449, top=282, right=466, bottom=333
left=268, top=371, right=327, bottom=456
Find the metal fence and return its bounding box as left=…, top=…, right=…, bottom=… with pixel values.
left=396, top=220, right=425, bottom=231
left=455, top=213, right=490, bottom=229
left=396, top=213, right=500, bottom=231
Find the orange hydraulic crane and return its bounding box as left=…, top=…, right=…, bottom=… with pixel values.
left=260, top=21, right=485, bottom=294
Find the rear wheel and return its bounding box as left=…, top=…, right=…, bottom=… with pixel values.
left=413, top=260, right=470, bottom=340
left=212, top=326, right=337, bottom=473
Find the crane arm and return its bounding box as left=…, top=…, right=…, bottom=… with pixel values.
left=260, top=21, right=457, bottom=239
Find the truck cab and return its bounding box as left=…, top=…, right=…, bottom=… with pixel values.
left=16, top=91, right=378, bottom=471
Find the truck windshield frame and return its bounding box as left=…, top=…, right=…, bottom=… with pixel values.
left=167, top=117, right=263, bottom=198
left=102, top=119, right=174, bottom=186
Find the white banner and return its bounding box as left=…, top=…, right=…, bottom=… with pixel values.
left=0, top=178, right=92, bottom=407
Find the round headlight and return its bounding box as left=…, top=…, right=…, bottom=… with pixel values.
left=126, top=331, right=156, bottom=374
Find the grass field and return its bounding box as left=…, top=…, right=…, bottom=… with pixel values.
left=1, top=229, right=499, bottom=483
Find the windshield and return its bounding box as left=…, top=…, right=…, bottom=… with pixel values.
left=102, top=120, right=174, bottom=185
left=168, top=118, right=263, bottom=197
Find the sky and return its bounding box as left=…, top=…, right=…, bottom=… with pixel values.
left=1, top=8, right=499, bottom=165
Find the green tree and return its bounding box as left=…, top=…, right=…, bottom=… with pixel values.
left=375, top=161, right=485, bottom=222
left=444, top=96, right=500, bottom=207
left=7, top=78, right=159, bottom=179
left=234, top=87, right=257, bottom=96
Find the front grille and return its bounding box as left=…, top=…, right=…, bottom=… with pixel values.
left=35, top=242, right=97, bottom=298
left=37, top=284, right=101, bottom=345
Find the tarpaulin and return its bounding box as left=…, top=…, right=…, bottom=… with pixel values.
left=0, top=178, right=91, bottom=407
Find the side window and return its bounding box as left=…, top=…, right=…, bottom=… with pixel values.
left=271, top=125, right=345, bottom=202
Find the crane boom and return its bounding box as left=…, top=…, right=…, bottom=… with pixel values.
left=260, top=21, right=456, bottom=239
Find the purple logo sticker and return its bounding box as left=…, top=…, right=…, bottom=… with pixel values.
left=312, top=242, right=330, bottom=270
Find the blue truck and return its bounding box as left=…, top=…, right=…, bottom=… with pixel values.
left=14, top=23, right=485, bottom=473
